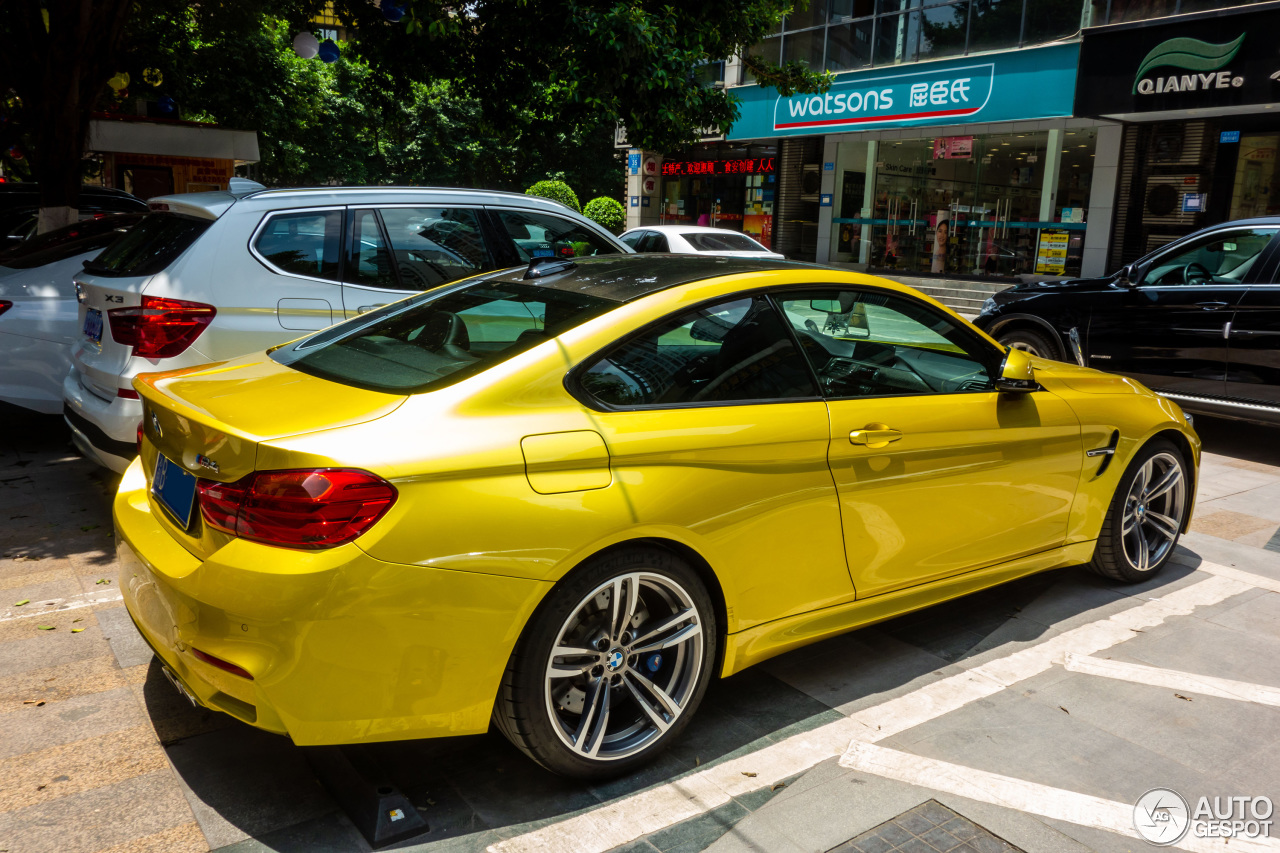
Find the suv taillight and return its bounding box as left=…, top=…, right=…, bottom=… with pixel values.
left=0, top=300, right=12, bottom=317
left=196, top=469, right=397, bottom=549
left=108, top=296, right=216, bottom=358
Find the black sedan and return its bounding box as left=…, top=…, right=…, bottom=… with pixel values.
left=973, top=217, right=1280, bottom=426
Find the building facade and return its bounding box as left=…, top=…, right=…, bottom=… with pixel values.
left=627, top=0, right=1266, bottom=281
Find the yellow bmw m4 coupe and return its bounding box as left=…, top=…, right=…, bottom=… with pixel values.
left=116, top=255, right=1198, bottom=779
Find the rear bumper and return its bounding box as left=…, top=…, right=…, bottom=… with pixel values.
left=62, top=369, right=140, bottom=472
left=114, top=458, right=550, bottom=746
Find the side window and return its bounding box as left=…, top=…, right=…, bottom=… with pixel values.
left=347, top=210, right=396, bottom=288
left=619, top=231, right=645, bottom=249
left=495, top=210, right=620, bottom=261
left=254, top=210, right=343, bottom=281
left=579, top=295, right=819, bottom=408
left=775, top=290, right=996, bottom=398
left=649, top=233, right=671, bottom=252
left=380, top=207, right=490, bottom=291
left=1142, top=228, right=1278, bottom=286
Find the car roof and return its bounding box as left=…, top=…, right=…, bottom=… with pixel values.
left=633, top=225, right=759, bottom=235
left=145, top=185, right=592, bottom=222
left=479, top=254, right=827, bottom=303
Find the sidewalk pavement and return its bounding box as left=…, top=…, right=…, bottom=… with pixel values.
left=1, top=406, right=1278, bottom=853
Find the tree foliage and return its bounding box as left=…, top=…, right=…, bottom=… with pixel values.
left=2, top=0, right=830, bottom=221
left=583, top=196, right=626, bottom=232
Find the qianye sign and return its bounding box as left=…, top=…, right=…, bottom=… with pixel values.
left=1076, top=1, right=1280, bottom=118
left=726, top=43, right=1079, bottom=141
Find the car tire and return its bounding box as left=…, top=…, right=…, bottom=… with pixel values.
left=1088, top=439, right=1190, bottom=583
left=997, top=328, right=1062, bottom=361
left=492, top=546, right=718, bottom=779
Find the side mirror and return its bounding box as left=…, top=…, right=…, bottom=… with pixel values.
left=1116, top=264, right=1138, bottom=287
left=995, top=347, right=1038, bottom=393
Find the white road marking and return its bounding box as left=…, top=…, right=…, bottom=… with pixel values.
left=1191, top=560, right=1280, bottom=595
left=1065, top=653, right=1280, bottom=707
left=838, top=742, right=1280, bottom=853
left=0, top=590, right=123, bottom=622
left=491, top=568, right=1254, bottom=853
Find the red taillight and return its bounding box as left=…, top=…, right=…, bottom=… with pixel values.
left=197, top=469, right=396, bottom=550
left=108, top=296, right=216, bottom=358
left=117, top=387, right=139, bottom=399
left=0, top=300, right=11, bottom=317
left=192, top=647, right=253, bottom=679
left=136, top=420, right=144, bottom=452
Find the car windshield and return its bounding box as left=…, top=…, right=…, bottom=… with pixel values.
left=86, top=212, right=211, bottom=277
left=270, top=278, right=617, bottom=394
left=682, top=232, right=766, bottom=252
left=0, top=214, right=143, bottom=270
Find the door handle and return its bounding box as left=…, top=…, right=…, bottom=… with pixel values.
left=357, top=304, right=386, bottom=314
left=849, top=424, right=903, bottom=447
left=1196, top=301, right=1228, bottom=311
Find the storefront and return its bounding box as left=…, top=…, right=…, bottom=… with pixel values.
left=1074, top=1, right=1280, bottom=268
left=724, top=41, right=1120, bottom=277
left=86, top=114, right=260, bottom=200
left=657, top=144, right=779, bottom=248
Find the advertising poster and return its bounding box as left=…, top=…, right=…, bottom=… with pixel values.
left=743, top=215, right=773, bottom=250
left=933, top=136, right=974, bottom=159
left=932, top=210, right=950, bottom=273
left=1035, top=230, right=1070, bottom=274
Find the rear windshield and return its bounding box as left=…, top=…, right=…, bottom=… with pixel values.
left=0, top=214, right=144, bottom=269
left=683, top=232, right=765, bottom=253
left=270, top=279, right=616, bottom=394
left=84, top=212, right=210, bottom=277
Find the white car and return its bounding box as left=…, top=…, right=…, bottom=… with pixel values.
left=619, top=225, right=784, bottom=259
left=64, top=184, right=629, bottom=471
left=0, top=214, right=142, bottom=414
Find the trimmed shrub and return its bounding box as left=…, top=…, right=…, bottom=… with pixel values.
left=583, top=196, right=626, bottom=234
left=525, top=179, right=580, bottom=212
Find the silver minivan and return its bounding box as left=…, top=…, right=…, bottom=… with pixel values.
left=64, top=184, right=629, bottom=471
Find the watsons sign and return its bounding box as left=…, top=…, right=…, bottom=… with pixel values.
left=726, top=43, right=1078, bottom=141
left=1133, top=34, right=1245, bottom=95
left=773, top=64, right=993, bottom=131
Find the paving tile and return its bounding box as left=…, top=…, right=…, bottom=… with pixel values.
left=97, top=604, right=156, bottom=668
left=0, top=652, right=132, bottom=712
left=646, top=800, right=748, bottom=852
left=212, top=810, right=370, bottom=853
left=0, top=724, right=168, bottom=811
left=166, top=725, right=337, bottom=849
left=0, top=684, right=147, bottom=759
left=1110, top=615, right=1280, bottom=691
left=97, top=820, right=209, bottom=853
left=0, top=769, right=196, bottom=853
left=0, top=613, right=115, bottom=677
left=1191, top=509, right=1278, bottom=541
left=447, top=739, right=601, bottom=833
left=0, top=565, right=75, bottom=592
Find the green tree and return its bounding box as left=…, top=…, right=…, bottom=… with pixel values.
left=3, top=0, right=828, bottom=229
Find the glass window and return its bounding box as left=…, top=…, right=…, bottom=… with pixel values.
left=1022, top=0, right=1082, bottom=44
left=682, top=232, right=767, bottom=252
left=640, top=232, right=670, bottom=252
left=1141, top=228, right=1278, bottom=287
left=347, top=209, right=396, bottom=288
left=579, top=296, right=819, bottom=407
left=253, top=210, right=342, bottom=281
left=874, top=11, right=919, bottom=65
left=776, top=290, right=996, bottom=397
left=0, top=213, right=143, bottom=270
left=380, top=207, right=489, bottom=291
left=744, top=36, right=782, bottom=84
left=830, top=0, right=875, bottom=19
left=877, top=0, right=921, bottom=11
left=782, top=27, right=826, bottom=68
left=826, top=19, right=874, bottom=71
left=786, top=0, right=830, bottom=30
left=1229, top=135, right=1280, bottom=220
left=1106, top=0, right=1176, bottom=23
left=495, top=210, right=620, bottom=262
left=620, top=231, right=645, bottom=249
left=271, top=281, right=616, bottom=394
left=966, top=0, right=1024, bottom=52
left=86, top=212, right=212, bottom=278
left=919, top=1, right=968, bottom=61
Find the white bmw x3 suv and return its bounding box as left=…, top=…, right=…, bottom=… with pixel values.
left=64, top=184, right=629, bottom=471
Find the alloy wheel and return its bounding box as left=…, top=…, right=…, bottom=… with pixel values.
left=1007, top=340, right=1043, bottom=357
left=543, top=572, right=704, bottom=761
left=1121, top=451, right=1187, bottom=573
